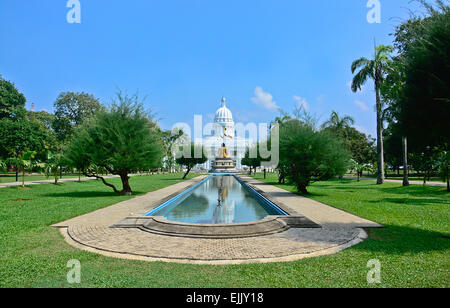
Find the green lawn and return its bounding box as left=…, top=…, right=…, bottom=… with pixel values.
left=0, top=173, right=448, bottom=288
left=0, top=173, right=80, bottom=183
left=345, top=173, right=445, bottom=183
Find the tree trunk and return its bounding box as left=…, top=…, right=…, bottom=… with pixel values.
left=182, top=167, right=191, bottom=180
left=297, top=183, right=308, bottom=194
left=402, top=137, right=409, bottom=187
left=264, top=168, right=266, bottom=179
left=15, top=169, right=18, bottom=182
left=447, top=165, right=449, bottom=192
left=375, top=84, right=385, bottom=185
left=120, top=173, right=132, bottom=196
left=22, top=168, right=25, bottom=188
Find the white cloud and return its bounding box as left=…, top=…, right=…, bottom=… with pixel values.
left=251, top=87, right=280, bottom=111
left=354, top=100, right=369, bottom=111
left=293, top=95, right=309, bottom=111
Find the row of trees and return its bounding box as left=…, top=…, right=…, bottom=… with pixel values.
left=0, top=77, right=187, bottom=195
left=241, top=109, right=376, bottom=193
left=350, top=0, right=449, bottom=190
left=240, top=1, right=449, bottom=193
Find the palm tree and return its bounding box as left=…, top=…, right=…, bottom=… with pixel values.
left=321, top=111, right=355, bottom=134
left=351, top=44, right=394, bottom=184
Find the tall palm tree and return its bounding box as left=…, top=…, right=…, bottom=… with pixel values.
left=321, top=111, right=355, bottom=134
left=351, top=44, right=393, bottom=184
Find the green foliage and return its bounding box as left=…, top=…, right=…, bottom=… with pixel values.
left=0, top=76, right=26, bottom=119
left=53, top=92, right=103, bottom=143
left=383, top=124, right=404, bottom=172
left=321, top=111, right=355, bottom=133
left=64, top=92, right=164, bottom=195
left=344, top=127, right=376, bottom=164
left=435, top=149, right=449, bottom=190
left=321, top=111, right=375, bottom=166
left=351, top=44, right=394, bottom=184
left=279, top=120, right=350, bottom=193
left=5, top=150, right=37, bottom=187
left=161, top=127, right=187, bottom=172
left=44, top=152, right=62, bottom=185
left=27, top=110, right=55, bottom=131
left=396, top=5, right=450, bottom=150
left=0, top=159, right=6, bottom=173
left=0, top=117, right=52, bottom=160
left=241, top=144, right=263, bottom=174
left=175, top=142, right=208, bottom=179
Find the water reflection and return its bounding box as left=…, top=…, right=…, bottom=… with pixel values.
left=158, top=175, right=280, bottom=224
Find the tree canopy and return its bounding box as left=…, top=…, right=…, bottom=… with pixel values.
left=0, top=76, right=26, bottom=120
left=0, top=117, right=51, bottom=160
left=279, top=119, right=350, bottom=194
left=53, top=92, right=103, bottom=143
left=175, top=142, right=208, bottom=179
left=396, top=4, right=449, bottom=149
left=64, top=93, right=164, bottom=195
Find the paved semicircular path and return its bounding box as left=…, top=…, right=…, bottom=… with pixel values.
left=54, top=175, right=382, bottom=264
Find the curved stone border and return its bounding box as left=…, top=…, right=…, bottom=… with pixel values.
left=112, top=215, right=320, bottom=239
left=59, top=226, right=368, bottom=265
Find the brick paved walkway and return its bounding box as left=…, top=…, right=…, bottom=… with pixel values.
left=55, top=175, right=381, bottom=264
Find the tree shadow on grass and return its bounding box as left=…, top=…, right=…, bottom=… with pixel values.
left=379, top=185, right=449, bottom=198
left=353, top=225, right=450, bottom=255
left=368, top=197, right=448, bottom=206
left=42, top=190, right=145, bottom=198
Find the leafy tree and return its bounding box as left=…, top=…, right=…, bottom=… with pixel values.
left=0, top=159, right=6, bottom=173
left=351, top=44, right=394, bottom=184
left=64, top=93, right=164, bottom=195
left=321, top=111, right=355, bottom=136
left=0, top=118, right=51, bottom=160
left=384, top=124, right=404, bottom=174
left=321, top=112, right=376, bottom=172
left=28, top=110, right=55, bottom=131
left=6, top=151, right=36, bottom=188
left=242, top=144, right=263, bottom=176
left=279, top=120, right=350, bottom=194
left=409, top=146, right=443, bottom=185
left=396, top=4, right=449, bottom=151
left=436, top=149, right=449, bottom=191
left=0, top=76, right=26, bottom=119
left=44, top=152, right=62, bottom=185
left=161, top=127, right=187, bottom=172
left=349, top=159, right=366, bottom=182
left=343, top=127, right=377, bottom=166
left=176, top=143, right=208, bottom=180
left=53, top=92, right=103, bottom=143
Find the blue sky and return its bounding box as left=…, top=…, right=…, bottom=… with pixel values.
left=0, top=0, right=424, bottom=136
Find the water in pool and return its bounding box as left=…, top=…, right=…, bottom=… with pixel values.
left=148, top=175, right=285, bottom=224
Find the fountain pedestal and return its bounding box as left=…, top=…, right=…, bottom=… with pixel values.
left=210, top=143, right=236, bottom=173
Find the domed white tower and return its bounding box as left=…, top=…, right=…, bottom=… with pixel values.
left=201, top=96, right=251, bottom=171
left=214, top=97, right=235, bottom=138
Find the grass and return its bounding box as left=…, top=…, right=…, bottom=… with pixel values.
left=0, top=173, right=80, bottom=183
left=345, top=173, right=445, bottom=183
left=0, top=172, right=449, bottom=288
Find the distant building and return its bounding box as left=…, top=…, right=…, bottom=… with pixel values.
left=201, top=97, right=252, bottom=170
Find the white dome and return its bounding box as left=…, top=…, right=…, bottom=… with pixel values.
left=214, top=97, right=234, bottom=124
